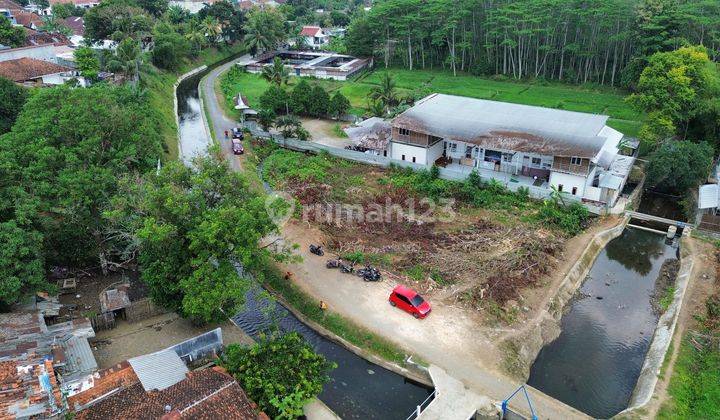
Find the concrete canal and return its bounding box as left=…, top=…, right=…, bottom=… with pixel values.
left=528, top=227, right=678, bottom=418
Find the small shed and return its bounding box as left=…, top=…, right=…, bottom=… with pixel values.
left=234, top=94, right=257, bottom=120
left=344, top=117, right=391, bottom=155
left=99, top=283, right=131, bottom=316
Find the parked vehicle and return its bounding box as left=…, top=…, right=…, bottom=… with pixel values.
left=231, top=127, right=243, bottom=139
left=326, top=259, right=341, bottom=269
left=231, top=138, right=244, bottom=155
left=309, top=244, right=324, bottom=256
left=389, top=285, right=431, bottom=319
left=340, top=262, right=354, bottom=274
left=357, top=265, right=381, bottom=282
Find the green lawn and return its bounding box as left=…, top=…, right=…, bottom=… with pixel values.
left=221, top=67, right=643, bottom=136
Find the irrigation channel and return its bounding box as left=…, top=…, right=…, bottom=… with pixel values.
left=528, top=194, right=682, bottom=418
left=177, top=67, right=433, bottom=419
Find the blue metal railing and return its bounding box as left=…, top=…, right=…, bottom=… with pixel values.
left=502, top=385, right=538, bottom=420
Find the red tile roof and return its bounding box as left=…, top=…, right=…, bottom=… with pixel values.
left=0, top=57, right=71, bottom=82
left=300, top=26, right=322, bottom=37
left=24, top=29, right=71, bottom=47
left=67, top=361, right=140, bottom=409
left=61, top=16, right=84, bottom=36
left=76, top=367, right=263, bottom=420
left=0, top=0, right=22, bottom=11
left=13, top=11, right=43, bottom=29
left=48, top=0, right=99, bottom=5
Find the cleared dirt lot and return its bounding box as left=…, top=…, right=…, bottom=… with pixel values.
left=301, top=118, right=354, bottom=148
left=92, top=312, right=253, bottom=368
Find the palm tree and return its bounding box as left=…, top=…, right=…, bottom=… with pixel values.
left=201, top=16, right=221, bottom=46
left=261, top=57, right=289, bottom=86
left=275, top=115, right=301, bottom=138
left=185, top=20, right=207, bottom=52
left=115, top=38, right=141, bottom=87
left=369, top=73, right=398, bottom=115
left=257, top=109, right=276, bottom=132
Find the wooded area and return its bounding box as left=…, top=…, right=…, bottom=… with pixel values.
left=347, top=0, right=720, bottom=86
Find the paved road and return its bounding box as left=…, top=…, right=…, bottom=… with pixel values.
left=199, top=54, right=252, bottom=172
left=198, top=59, right=588, bottom=420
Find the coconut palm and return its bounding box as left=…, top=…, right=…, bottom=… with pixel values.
left=244, top=9, right=285, bottom=55
left=201, top=16, right=221, bottom=46
left=257, top=109, right=276, bottom=132
left=261, top=57, right=289, bottom=86
left=275, top=115, right=301, bottom=138
left=369, top=72, right=398, bottom=115
left=185, top=20, right=207, bottom=52
left=115, top=37, right=141, bottom=87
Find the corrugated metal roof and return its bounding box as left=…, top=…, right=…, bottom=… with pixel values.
left=699, top=184, right=719, bottom=209
left=61, top=336, right=98, bottom=381
left=128, top=349, right=188, bottom=391
left=393, top=94, right=612, bottom=158
left=599, top=173, right=623, bottom=190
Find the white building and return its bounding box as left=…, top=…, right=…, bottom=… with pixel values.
left=299, top=26, right=329, bottom=49
left=388, top=94, right=636, bottom=207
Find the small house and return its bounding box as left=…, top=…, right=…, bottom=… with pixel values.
left=299, top=26, right=328, bottom=49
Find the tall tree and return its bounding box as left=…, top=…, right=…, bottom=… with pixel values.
left=0, top=78, right=27, bottom=135
left=106, top=153, right=284, bottom=323
left=244, top=8, right=286, bottom=54
left=261, top=57, right=290, bottom=86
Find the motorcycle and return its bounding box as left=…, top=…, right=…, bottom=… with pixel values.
left=309, top=244, right=324, bottom=256
left=340, top=262, right=354, bottom=274
left=326, top=259, right=341, bottom=269
left=356, top=265, right=382, bottom=282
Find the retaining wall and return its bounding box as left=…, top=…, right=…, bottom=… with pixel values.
left=174, top=65, right=209, bottom=160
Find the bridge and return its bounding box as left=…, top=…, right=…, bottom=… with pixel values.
left=625, top=211, right=690, bottom=228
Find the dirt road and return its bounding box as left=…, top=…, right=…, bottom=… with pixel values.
left=278, top=222, right=588, bottom=419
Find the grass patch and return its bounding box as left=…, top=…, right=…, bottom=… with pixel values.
left=340, top=250, right=392, bottom=267
left=658, top=293, right=720, bottom=419
left=220, top=67, right=643, bottom=130
left=659, top=286, right=676, bottom=312
left=258, top=261, right=411, bottom=364
left=331, top=123, right=348, bottom=138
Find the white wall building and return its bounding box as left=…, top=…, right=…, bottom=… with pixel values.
left=299, top=26, right=329, bottom=49
left=389, top=94, right=636, bottom=207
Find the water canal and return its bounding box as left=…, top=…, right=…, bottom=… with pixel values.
left=528, top=227, right=678, bottom=418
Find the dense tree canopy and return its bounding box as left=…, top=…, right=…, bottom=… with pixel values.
left=244, top=8, right=286, bottom=54
left=221, top=332, right=335, bottom=419
left=343, top=0, right=720, bottom=86
left=645, top=140, right=713, bottom=194
left=0, top=85, right=164, bottom=270
left=0, top=78, right=27, bottom=135
left=83, top=0, right=153, bottom=42
left=106, top=154, right=284, bottom=323
left=0, top=16, right=26, bottom=48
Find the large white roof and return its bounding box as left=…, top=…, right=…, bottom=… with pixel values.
left=699, top=184, right=719, bottom=209
left=393, top=94, right=616, bottom=158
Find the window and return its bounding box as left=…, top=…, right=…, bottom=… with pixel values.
left=570, top=157, right=582, bottom=165
left=465, top=145, right=473, bottom=159
left=396, top=294, right=411, bottom=305
left=383, top=150, right=387, bottom=157
left=399, top=128, right=410, bottom=136
left=410, top=294, right=425, bottom=307
left=531, top=157, right=541, bottom=166
left=412, top=156, right=416, bottom=163
left=401, top=154, right=406, bottom=161
left=558, top=184, right=563, bottom=192
left=450, top=143, right=457, bottom=152
left=572, top=186, right=578, bottom=195
left=429, top=135, right=443, bottom=145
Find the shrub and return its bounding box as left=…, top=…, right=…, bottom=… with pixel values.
left=260, top=85, right=289, bottom=114
left=536, top=201, right=589, bottom=235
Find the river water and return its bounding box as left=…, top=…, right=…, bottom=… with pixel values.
left=176, top=71, right=433, bottom=419
left=528, top=228, right=678, bottom=418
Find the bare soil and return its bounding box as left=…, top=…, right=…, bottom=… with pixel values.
left=91, top=312, right=254, bottom=369
left=301, top=118, right=353, bottom=148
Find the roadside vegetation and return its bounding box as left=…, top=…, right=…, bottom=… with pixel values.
left=254, top=140, right=588, bottom=324
left=658, top=273, right=720, bottom=419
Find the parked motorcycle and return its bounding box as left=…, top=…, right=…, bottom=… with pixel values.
left=326, top=259, right=341, bottom=269
left=340, top=262, right=355, bottom=274
left=309, top=244, right=324, bottom=256
left=357, top=265, right=381, bottom=282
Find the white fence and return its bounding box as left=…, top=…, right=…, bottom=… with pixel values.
left=252, top=125, right=600, bottom=211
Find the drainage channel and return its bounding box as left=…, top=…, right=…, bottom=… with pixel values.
left=528, top=227, right=678, bottom=418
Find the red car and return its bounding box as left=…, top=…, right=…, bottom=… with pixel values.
left=389, top=285, right=431, bottom=319
left=231, top=138, right=244, bottom=155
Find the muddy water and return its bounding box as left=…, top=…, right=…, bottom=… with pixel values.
left=528, top=228, right=678, bottom=418
left=177, top=71, right=211, bottom=163
left=232, top=289, right=433, bottom=419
